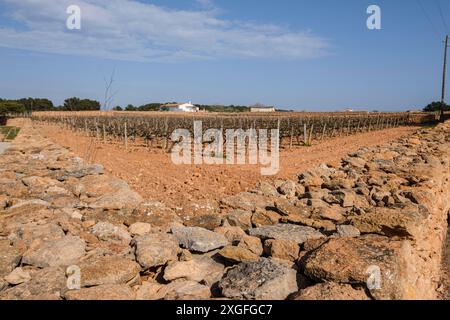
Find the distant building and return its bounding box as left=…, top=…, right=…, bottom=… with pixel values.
left=161, top=102, right=199, bottom=112
left=250, top=104, right=276, bottom=113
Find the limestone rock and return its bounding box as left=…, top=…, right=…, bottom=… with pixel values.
left=0, top=240, right=21, bottom=277
left=172, top=226, right=228, bottom=253
left=128, top=222, right=153, bottom=236
left=264, top=239, right=299, bottom=262
left=336, top=225, right=361, bottom=238
left=223, top=209, right=252, bottom=230
left=219, top=258, right=298, bottom=300
left=0, top=267, right=66, bottom=300
left=163, top=255, right=224, bottom=285
left=301, top=237, right=413, bottom=300
left=91, top=222, right=132, bottom=244
left=78, top=255, right=141, bottom=287
left=251, top=209, right=281, bottom=227
left=4, top=267, right=31, bottom=285
left=218, top=246, right=260, bottom=263
left=292, top=282, right=369, bottom=300
left=237, top=235, right=263, bottom=256
left=249, top=224, right=324, bottom=245
left=65, top=284, right=135, bottom=300
left=184, top=214, right=223, bottom=231
left=134, top=233, right=179, bottom=268
left=22, top=235, right=86, bottom=268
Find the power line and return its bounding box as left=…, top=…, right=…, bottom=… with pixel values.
left=435, top=0, right=449, bottom=34
left=417, top=0, right=442, bottom=39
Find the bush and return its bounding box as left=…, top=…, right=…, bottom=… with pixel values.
left=423, top=101, right=450, bottom=112
left=0, top=100, right=26, bottom=115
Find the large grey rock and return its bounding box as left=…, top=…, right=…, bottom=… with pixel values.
left=219, top=258, right=298, bottom=300
left=134, top=233, right=179, bottom=268
left=172, top=226, right=228, bottom=253
left=22, top=235, right=86, bottom=268
left=249, top=224, right=324, bottom=244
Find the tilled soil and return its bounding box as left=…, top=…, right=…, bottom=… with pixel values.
left=30, top=121, right=419, bottom=215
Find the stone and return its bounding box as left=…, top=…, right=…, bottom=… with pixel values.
left=343, top=157, right=366, bottom=169
left=264, top=239, right=300, bottom=262
left=172, top=226, right=228, bottom=253
left=251, top=209, right=281, bottom=227
left=91, top=222, right=132, bottom=244
left=221, top=192, right=273, bottom=212
left=254, top=181, right=279, bottom=196
left=219, top=258, right=298, bottom=300
left=277, top=180, right=297, bottom=198
left=0, top=240, right=21, bottom=277
left=163, top=255, right=225, bottom=285
left=336, top=225, right=361, bottom=238
left=275, top=199, right=312, bottom=217
left=214, top=226, right=247, bottom=244
left=162, top=281, right=211, bottom=300
left=223, top=209, right=252, bottom=230
left=249, top=224, right=324, bottom=245
left=136, top=281, right=165, bottom=300
left=349, top=205, right=426, bottom=239
left=184, top=214, right=223, bottom=230
left=128, top=222, right=153, bottom=236
left=332, top=190, right=357, bottom=208
left=300, top=237, right=413, bottom=300
left=237, top=235, right=263, bottom=256
left=218, top=246, right=260, bottom=263
left=10, top=223, right=65, bottom=247
left=133, top=233, right=179, bottom=268
left=0, top=194, right=8, bottom=209
left=78, top=255, right=141, bottom=287
left=4, top=267, right=31, bottom=285
left=88, top=188, right=143, bottom=211
left=65, top=284, right=135, bottom=300
left=132, top=201, right=182, bottom=230
left=314, top=205, right=345, bottom=222
left=22, top=235, right=86, bottom=268
left=0, top=267, right=66, bottom=300
left=292, top=282, right=369, bottom=300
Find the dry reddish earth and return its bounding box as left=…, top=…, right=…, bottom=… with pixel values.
left=30, top=121, right=419, bottom=215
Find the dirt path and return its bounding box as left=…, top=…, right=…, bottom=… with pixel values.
left=28, top=121, right=419, bottom=215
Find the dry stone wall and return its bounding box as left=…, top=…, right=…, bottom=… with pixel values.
left=0, top=120, right=449, bottom=300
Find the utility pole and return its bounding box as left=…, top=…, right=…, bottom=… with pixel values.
left=440, top=35, right=449, bottom=122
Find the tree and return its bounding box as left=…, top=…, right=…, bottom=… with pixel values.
left=112, top=106, right=123, bottom=111
left=423, top=101, right=450, bottom=112
left=18, top=98, right=54, bottom=111
left=63, top=97, right=101, bottom=111
left=125, top=104, right=136, bottom=111
left=0, top=100, right=26, bottom=115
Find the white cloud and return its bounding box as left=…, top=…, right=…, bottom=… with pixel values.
left=0, top=0, right=329, bottom=62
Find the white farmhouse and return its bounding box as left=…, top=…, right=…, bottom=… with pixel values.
left=162, top=102, right=199, bottom=112
left=250, top=104, right=276, bottom=113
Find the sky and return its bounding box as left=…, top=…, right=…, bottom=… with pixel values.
left=0, top=0, right=449, bottom=111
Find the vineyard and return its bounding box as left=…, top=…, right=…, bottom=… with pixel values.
left=32, top=111, right=436, bottom=150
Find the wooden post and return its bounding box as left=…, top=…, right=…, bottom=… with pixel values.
left=321, top=123, right=327, bottom=141
left=124, top=121, right=128, bottom=150
left=308, top=124, right=314, bottom=145
left=303, top=123, right=308, bottom=145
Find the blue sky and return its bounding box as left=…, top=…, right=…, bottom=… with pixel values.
left=0, top=0, right=449, bottom=111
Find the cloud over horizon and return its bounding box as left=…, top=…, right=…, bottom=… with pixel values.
left=0, top=0, right=329, bottom=62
